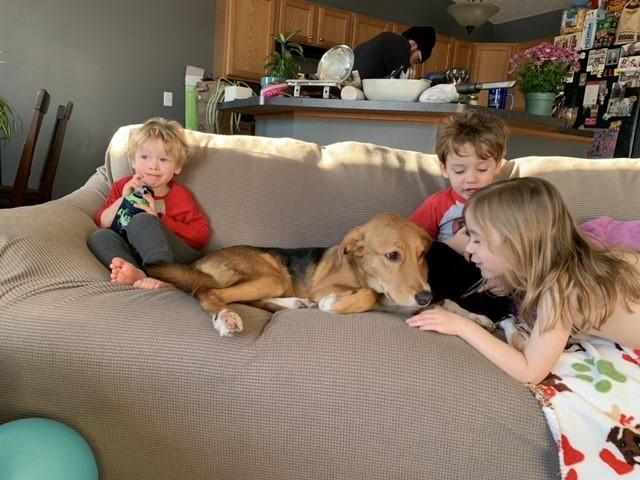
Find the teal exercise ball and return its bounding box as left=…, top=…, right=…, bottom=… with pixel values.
left=0, top=418, right=99, bottom=480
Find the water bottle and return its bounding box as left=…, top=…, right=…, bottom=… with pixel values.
left=110, top=185, right=154, bottom=238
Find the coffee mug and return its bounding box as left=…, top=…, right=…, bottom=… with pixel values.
left=488, top=87, right=514, bottom=110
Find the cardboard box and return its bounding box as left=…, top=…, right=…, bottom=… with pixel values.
left=615, top=1, right=640, bottom=44
left=581, top=9, right=599, bottom=50
left=594, top=15, right=619, bottom=47
left=554, top=32, right=584, bottom=51
left=560, top=7, right=588, bottom=34
left=185, top=65, right=205, bottom=130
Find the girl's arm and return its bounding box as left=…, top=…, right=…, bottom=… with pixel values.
left=406, top=305, right=571, bottom=384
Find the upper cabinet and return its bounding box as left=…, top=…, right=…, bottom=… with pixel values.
left=423, top=33, right=453, bottom=74
left=279, top=0, right=352, bottom=48
left=351, top=15, right=391, bottom=48
left=213, top=0, right=278, bottom=83
left=279, top=0, right=316, bottom=45
left=472, top=43, right=516, bottom=106
left=317, top=6, right=352, bottom=47
left=451, top=39, right=475, bottom=72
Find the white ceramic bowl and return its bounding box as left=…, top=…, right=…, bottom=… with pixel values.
left=362, top=78, right=431, bottom=102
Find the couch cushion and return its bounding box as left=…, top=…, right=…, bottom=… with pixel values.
left=499, top=155, right=640, bottom=224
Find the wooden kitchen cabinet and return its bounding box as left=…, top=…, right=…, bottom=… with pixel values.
left=213, top=0, right=279, bottom=83
left=351, top=14, right=391, bottom=48
left=451, top=38, right=474, bottom=72
left=423, top=33, right=453, bottom=74
left=471, top=42, right=516, bottom=106
left=317, top=6, right=352, bottom=47
left=278, top=1, right=352, bottom=48
left=279, top=0, right=315, bottom=44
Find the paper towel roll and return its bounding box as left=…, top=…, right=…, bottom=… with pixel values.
left=341, top=86, right=365, bottom=101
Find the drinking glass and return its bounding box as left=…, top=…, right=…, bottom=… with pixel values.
left=564, top=107, right=579, bottom=128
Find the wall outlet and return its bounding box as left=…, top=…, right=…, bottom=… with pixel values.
left=163, top=91, right=173, bottom=107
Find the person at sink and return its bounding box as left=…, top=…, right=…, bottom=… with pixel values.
left=352, top=26, right=436, bottom=80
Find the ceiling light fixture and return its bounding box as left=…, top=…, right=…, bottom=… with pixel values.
left=447, top=0, right=499, bottom=34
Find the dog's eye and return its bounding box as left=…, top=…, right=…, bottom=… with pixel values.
left=385, top=251, right=401, bottom=262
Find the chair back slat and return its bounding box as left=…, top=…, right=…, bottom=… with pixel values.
left=9, top=89, right=50, bottom=207
left=37, top=101, right=73, bottom=202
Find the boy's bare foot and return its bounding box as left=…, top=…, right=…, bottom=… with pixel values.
left=110, top=257, right=146, bottom=285
left=133, top=277, right=171, bottom=289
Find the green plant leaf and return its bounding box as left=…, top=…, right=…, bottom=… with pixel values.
left=0, top=95, right=16, bottom=140
left=264, top=31, right=305, bottom=79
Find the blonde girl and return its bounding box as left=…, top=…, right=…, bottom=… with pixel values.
left=407, top=177, right=640, bottom=384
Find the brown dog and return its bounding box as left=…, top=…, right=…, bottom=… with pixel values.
left=148, top=213, right=435, bottom=336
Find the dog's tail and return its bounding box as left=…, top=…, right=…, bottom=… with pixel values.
left=146, top=264, right=219, bottom=294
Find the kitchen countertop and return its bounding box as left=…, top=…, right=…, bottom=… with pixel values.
left=219, top=96, right=592, bottom=139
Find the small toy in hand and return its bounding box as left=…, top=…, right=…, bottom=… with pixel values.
left=110, top=185, right=154, bottom=238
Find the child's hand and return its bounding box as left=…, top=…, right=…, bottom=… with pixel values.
left=122, top=175, right=145, bottom=197
left=405, top=306, right=470, bottom=336
left=443, top=226, right=470, bottom=256
left=135, top=193, right=158, bottom=216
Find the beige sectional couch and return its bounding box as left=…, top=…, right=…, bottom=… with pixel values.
left=1, top=125, right=639, bottom=479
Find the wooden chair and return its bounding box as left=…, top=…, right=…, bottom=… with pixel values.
left=24, top=101, right=74, bottom=205
left=0, top=89, right=50, bottom=208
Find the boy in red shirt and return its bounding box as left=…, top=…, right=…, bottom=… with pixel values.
left=89, top=117, right=209, bottom=288
left=410, top=110, right=511, bottom=321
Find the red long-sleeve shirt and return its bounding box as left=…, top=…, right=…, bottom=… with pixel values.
left=95, top=176, right=211, bottom=249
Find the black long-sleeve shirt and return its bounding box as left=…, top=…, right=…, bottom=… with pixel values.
left=352, top=32, right=411, bottom=80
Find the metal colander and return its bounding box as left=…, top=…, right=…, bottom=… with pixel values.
left=316, top=45, right=355, bottom=82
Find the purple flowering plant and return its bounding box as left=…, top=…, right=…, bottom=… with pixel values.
left=509, top=42, right=581, bottom=95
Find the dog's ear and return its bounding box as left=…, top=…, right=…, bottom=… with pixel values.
left=340, top=226, right=365, bottom=257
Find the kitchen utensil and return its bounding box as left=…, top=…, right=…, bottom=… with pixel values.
left=362, top=78, right=431, bottom=102
left=455, top=80, right=517, bottom=94
left=316, top=45, right=355, bottom=82
left=385, top=65, right=408, bottom=79
left=445, top=67, right=470, bottom=84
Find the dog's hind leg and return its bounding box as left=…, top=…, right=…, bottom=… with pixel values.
left=214, top=275, right=289, bottom=305
left=194, top=287, right=244, bottom=337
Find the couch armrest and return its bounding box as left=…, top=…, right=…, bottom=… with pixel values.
left=0, top=197, right=108, bottom=308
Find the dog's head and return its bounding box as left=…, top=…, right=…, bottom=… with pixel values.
left=340, top=212, right=433, bottom=308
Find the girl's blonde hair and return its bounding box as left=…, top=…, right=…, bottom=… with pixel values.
left=465, top=177, right=640, bottom=332
left=435, top=110, right=508, bottom=166
left=128, top=117, right=190, bottom=166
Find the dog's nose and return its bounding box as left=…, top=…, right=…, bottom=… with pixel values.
left=415, top=290, right=432, bottom=306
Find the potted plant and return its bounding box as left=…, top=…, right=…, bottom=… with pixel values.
left=263, top=32, right=304, bottom=87
left=0, top=96, right=16, bottom=141
left=0, top=49, right=16, bottom=141
left=509, top=42, right=581, bottom=116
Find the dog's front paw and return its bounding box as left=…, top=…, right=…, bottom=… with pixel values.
left=295, top=298, right=317, bottom=309
left=212, top=308, right=243, bottom=337
left=499, top=316, right=528, bottom=352
left=318, top=293, right=337, bottom=312
left=441, top=299, right=495, bottom=332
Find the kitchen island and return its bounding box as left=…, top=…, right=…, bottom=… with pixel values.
left=219, top=96, right=593, bottom=158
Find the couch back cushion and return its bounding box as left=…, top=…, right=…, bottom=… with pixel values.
left=104, top=126, right=446, bottom=250
left=497, top=155, right=640, bottom=224
left=103, top=126, right=640, bottom=250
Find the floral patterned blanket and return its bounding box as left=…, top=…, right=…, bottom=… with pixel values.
left=528, top=333, right=640, bottom=479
